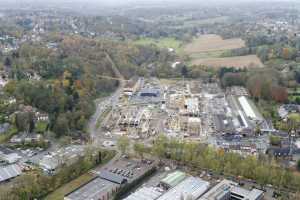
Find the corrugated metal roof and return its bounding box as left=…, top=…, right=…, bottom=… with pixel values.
left=123, top=187, right=162, bottom=200
left=160, top=171, right=186, bottom=188
left=0, top=164, right=22, bottom=182
left=65, top=177, right=118, bottom=200
left=199, top=179, right=235, bottom=200
left=158, top=177, right=210, bottom=200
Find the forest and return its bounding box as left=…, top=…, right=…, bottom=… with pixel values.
left=1, top=35, right=175, bottom=137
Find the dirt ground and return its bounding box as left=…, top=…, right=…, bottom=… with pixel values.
left=184, top=34, right=245, bottom=53
left=190, top=55, right=264, bottom=68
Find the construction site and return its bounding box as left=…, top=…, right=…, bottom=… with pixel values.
left=98, top=77, right=274, bottom=156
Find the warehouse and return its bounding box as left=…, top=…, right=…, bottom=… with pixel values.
left=123, top=187, right=163, bottom=200
left=230, top=186, right=264, bottom=200
left=140, top=88, right=160, bottom=97
left=200, top=179, right=264, bottom=200
left=64, top=177, right=119, bottom=200
left=199, top=179, right=236, bottom=200
left=0, top=146, right=21, bottom=164
left=159, top=170, right=186, bottom=189
left=157, top=177, right=210, bottom=200
left=0, top=164, right=22, bottom=183
left=38, top=145, right=85, bottom=174
left=238, top=96, right=263, bottom=121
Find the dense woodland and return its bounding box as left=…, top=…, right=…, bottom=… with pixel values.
left=1, top=36, right=175, bottom=137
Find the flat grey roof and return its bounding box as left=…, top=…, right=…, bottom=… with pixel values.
left=64, top=177, right=118, bottom=200
left=231, top=186, right=264, bottom=200
left=157, top=177, right=210, bottom=200
left=99, top=170, right=127, bottom=184
left=124, top=187, right=163, bottom=200
left=200, top=179, right=235, bottom=200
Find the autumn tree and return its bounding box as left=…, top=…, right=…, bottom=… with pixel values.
left=133, top=142, right=147, bottom=159
left=117, top=135, right=130, bottom=154
left=270, top=85, right=288, bottom=103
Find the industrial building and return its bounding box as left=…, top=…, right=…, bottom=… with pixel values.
left=199, top=179, right=264, bottom=200
left=238, top=96, right=263, bottom=122
left=159, top=170, right=186, bottom=189
left=37, top=145, right=85, bottom=174
left=199, top=179, right=236, bottom=200
left=0, top=164, right=22, bottom=183
left=140, top=88, right=160, bottom=98
left=0, top=146, right=21, bottom=164
left=64, top=177, right=120, bottom=200
left=230, top=186, right=264, bottom=200
left=123, top=187, right=163, bottom=200
left=157, top=177, right=210, bottom=200
left=65, top=158, right=157, bottom=200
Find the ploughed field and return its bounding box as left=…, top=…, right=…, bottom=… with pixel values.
left=190, top=55, right=264, bottom=68
left=184, top=34, right=264, bottom=68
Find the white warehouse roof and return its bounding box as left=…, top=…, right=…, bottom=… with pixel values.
left=157, top=177, right=210, bottom=200
left=123, top=187, right=163, bottom=200
left=238, top=96, right=262, bottom=121
left=0, top=164, right=22, bottom=182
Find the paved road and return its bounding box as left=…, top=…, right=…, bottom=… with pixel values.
left=88, top=52, right=125, bottom=148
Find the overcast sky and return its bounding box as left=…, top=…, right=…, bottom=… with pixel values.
left=0, top=0, right=297, bottom=10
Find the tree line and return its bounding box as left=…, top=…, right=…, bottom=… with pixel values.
left=132, top=135, right=300, bottom=193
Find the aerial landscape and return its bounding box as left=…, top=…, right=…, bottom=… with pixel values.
left=0, top=0, right=300, bottom=199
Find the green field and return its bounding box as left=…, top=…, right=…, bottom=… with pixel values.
left=189, top=50, right=228, bottom=60
left=133, top=37, right=183, bottom=53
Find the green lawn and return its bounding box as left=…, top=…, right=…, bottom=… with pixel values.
left=45, top=173, right=95, bottom=200
left=133, top=37, right=183, bottom=53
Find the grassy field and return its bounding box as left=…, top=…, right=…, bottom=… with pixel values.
left=184, top=34, right=263, bottom=68
left=45, top=173, right=95, bottom=200
left=133, top=37, right=183, bottom=53
left=189, top=50, right=228, bottom=59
